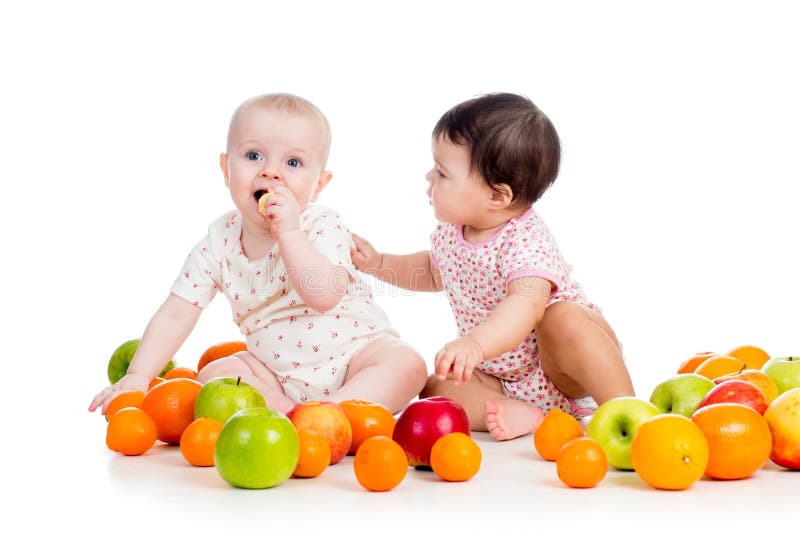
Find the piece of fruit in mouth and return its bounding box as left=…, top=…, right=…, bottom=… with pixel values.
left=255, top=189, right=274, bottom=215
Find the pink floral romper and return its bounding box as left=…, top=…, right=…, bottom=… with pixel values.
left=429, top=207, right=599, bottom=415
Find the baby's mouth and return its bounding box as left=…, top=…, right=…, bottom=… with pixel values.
left=253, top=189, right=270, bottom=202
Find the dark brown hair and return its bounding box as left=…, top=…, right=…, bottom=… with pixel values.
left=433, top=93, right=560, bottom=206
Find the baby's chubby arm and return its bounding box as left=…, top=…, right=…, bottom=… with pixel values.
left=88, top=293, right=202, bottom=414
left=435, top=277, right=551, bottom=384
left=350, top=233, right=442, bottom=292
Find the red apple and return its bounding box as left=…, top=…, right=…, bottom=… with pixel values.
left=713, top=369, right=780, bottom=405
left=695, top=380, right=768, bottom=414
left=392, top=396, right=470, bottom=467
left=287, top=401, right=352, bottom=464
left=764, top=388, right=800, bottom=469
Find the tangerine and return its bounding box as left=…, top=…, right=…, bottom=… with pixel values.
left=149, top=377, right=166, bottom=390
left=430, top=432, right=481, bottom=482
left=727, top=345, right=771, bottom=370
left=694, top=355, right=745, bottom=380
left=179, top=417, right=223, bottom=467
left=556, top=437, right=608, bottom=488
left=677, top=352, right=718, bottom=374
left=142, top=377, right=203, bottom=444
left=630, top=414, right=709, bottom=490
left=105, top=390, right=145, bottom=421
left=197, top=341, right=248, bottom=372
left=690, top=403, right=772, bottom=480
left=339, top=399, right=396, bottom=455
left=353, top=436, right=408, bottom=491
left=533, top=408, right=584, bottom=461
left=163, top=367, right=199, bottom=380
left=293, top=430, right=332, bottom=478
left=106, top=407, right=157, bottom=456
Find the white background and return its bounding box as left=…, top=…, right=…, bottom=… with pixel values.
left=2, top=1, right=799, bottom=531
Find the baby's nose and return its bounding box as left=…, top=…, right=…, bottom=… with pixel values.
left=260, top=164, right=283, bottom=180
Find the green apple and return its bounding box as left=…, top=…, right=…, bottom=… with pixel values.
left=762, top=356, right=800, bottom=394
left=194, top=377, right=266, bottom=424
left=649, top=374, right=715, bottom=417
left=586, top=396, right=660, bottom=471
left=107, top=338, right=175, bottom=384
left=214, top=407, right=299, bottom=489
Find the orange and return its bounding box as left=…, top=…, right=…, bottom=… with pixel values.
left=556, top=437, right=608, bottom=488
left=430, top=432, right=482, bottom=482
left=694, top=355, right=745, bottom=380
left=727, top=345, right=771, bottom=370
left=630, top=414, right=709, bottom=490
left=293, top=430, right=332, bottom=478
left=163, top=366, right=199, bottom=380
left=197, top=341, right=248, bottom=372
left=149, top=377, right=166, bottom=390
left=339, top=399, right=396, bottom=455
left=353, top=436, right=408, bottom=491
left=105, top=390, right=145, bottom=421
left=106, top=407, right=157, bottom=456
left=690, top=403, right=772, bottom=480
left=179, top=417, right=223, bottom=467
left=142, top=377, right=203, bottom=444
left=533, top=408, right=584, bottom=461
left=677, top=352, right=718, bottom=374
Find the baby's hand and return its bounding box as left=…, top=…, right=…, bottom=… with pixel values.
left=350, top=233, right=382, bottom=272
left=261, top=186, right=301, bottom=239
left=434, top=336, right=485, bottom=385
left=88, top=373, right=150, bottom=416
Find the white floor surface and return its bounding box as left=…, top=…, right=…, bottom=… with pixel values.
left=15, top=410, right=796, bottom=533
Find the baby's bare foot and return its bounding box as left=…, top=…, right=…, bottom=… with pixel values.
left=484, top=399, right=543, bottom=441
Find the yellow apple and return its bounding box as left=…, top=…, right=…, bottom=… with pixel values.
left=763, top=388, right=800, bottom=470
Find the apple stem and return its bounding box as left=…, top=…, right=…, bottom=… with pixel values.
left=739, top=364, right=746, bottom=373
left=237, top=376, right=241, bottom=386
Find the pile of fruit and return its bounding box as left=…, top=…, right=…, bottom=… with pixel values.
left=534, top=345, right=800, bottom=490
left=100, top=340, right=799, bottom=492
left=101, top=340, right=482, bottom=491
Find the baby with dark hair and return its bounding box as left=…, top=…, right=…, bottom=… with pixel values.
left=352, top=93, right=634, bottom=440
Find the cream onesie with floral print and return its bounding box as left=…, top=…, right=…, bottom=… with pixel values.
left=171, top=205, right=398, bottom=402
left=429, top=207, right=600, bottom=415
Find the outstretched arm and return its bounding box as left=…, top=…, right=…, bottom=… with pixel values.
left=89, top=293, right=203, bottom=414
left=351, top=233, right=442, bottom=292
left=434, top=277, right=551, bottom=384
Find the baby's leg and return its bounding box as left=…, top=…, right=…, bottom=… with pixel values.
left=329, top=337, right=427, bottom=414
left=196, top=351, right=295, bottom=413
left=421, top=371, right=543, bottom=441
left=536, top=302, right=635, bottom=405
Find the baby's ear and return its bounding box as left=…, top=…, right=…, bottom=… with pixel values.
left=219, top=153, right=230, bottom=187
left=311, top=171, right=333, bottom=202
left=490, top=183, right=514, bottom=209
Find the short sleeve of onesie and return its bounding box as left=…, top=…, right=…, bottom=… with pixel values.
left=496, top=216, right=569, bottom=293
left=170, top=234, right=221, bottom=308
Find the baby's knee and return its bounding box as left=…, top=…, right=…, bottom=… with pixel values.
left=397, top=349, right=428, bottom=389
left=196, top=355, right=249, bottom=383
left=538, top=302, right=593, bottom=345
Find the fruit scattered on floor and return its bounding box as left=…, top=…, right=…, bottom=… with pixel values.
left=293, top=430, right=332, bottom=478
left=180, top=417, right=223, bottom=467
left=630, top=414, right=709, bottom=490
left=142, top=377, right=203, bottom=444
left=430, top=432, right=481, bottom=482
left=339, top=399, right=396, bottom=455
left=691, top=403, right=771, bottom=480
left=106, top=407, right=157, bottom=456
left=105, top=390, right=145, bottom=421
left=556, top=437, right=608, bottom=488
left=533, top=408, right=584, bottom=461
left=353, top=436, right=408, bottom=491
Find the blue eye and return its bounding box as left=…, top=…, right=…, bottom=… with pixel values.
left=246, top=151, right=261, bottom=161
left=287, top=158, right=302, bottom=168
